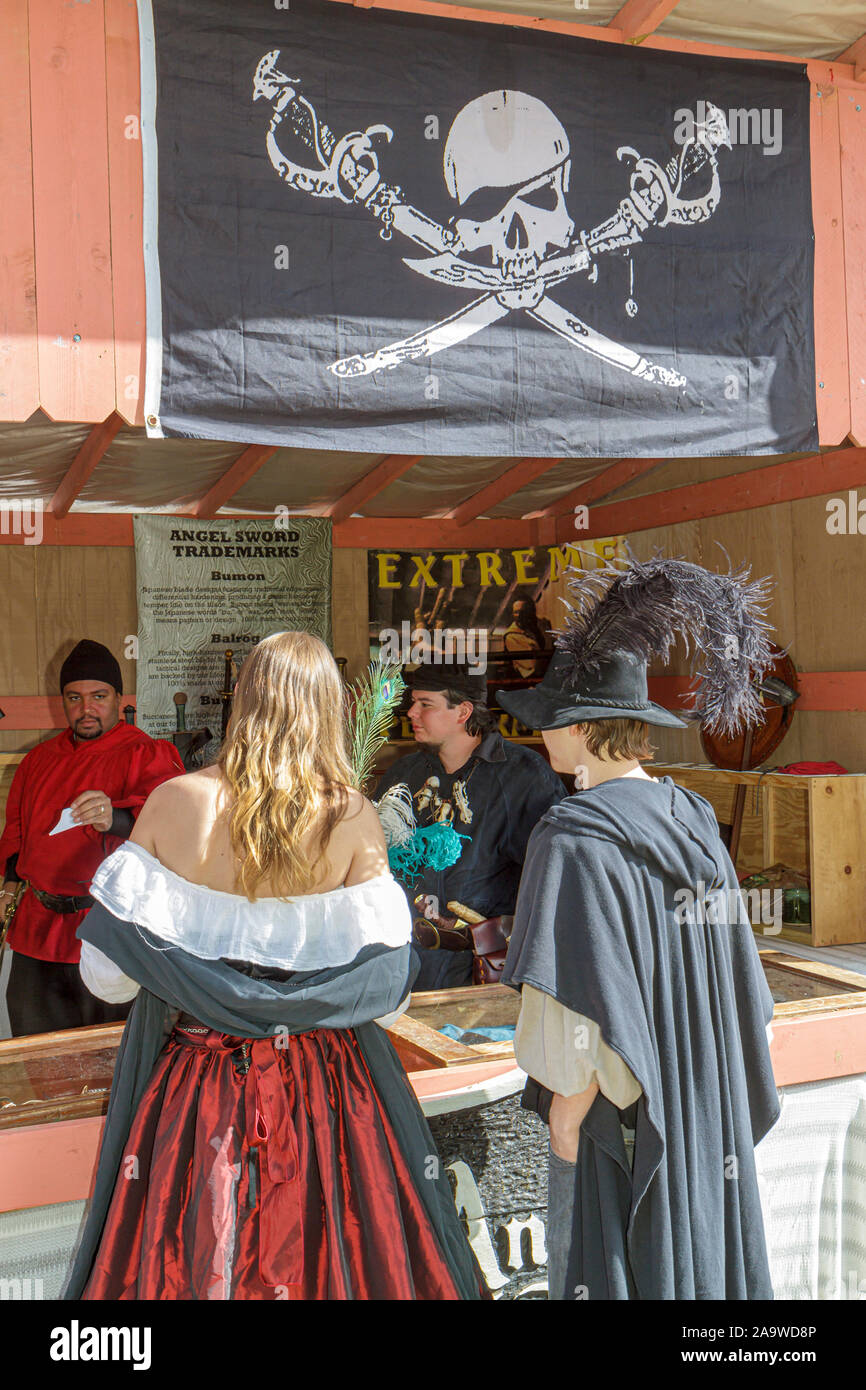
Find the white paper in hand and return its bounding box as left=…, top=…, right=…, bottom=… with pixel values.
left=49, top=807, right=80, bottom=836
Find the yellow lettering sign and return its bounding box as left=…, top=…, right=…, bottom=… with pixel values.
left=377, top=553, right=401, bottom=588
left=409, top=554, right=438, bottom=588
left=477, top=552, right=506, bottom=587
left=512, top=548, right=538, bottom=584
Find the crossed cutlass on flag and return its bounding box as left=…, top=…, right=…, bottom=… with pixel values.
left=253, top=51, right=731, bottom=388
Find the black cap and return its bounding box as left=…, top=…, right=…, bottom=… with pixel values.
left=59, top=640, right=123, bottom=695
left=409, top=662, right=487, bottom=703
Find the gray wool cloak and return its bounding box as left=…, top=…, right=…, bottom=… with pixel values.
left=502, top=774, right=780, bottom=1301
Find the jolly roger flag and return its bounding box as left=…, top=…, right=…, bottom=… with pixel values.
left=140, top=0, right=817, bottom=458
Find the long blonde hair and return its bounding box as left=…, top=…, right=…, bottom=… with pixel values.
left=216, top=631, right=355, bottom=899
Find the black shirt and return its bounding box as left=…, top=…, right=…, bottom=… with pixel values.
left=374, top=731, right=566, bottom=922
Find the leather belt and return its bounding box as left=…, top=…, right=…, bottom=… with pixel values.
left=31, top=886, right=94, bottom=914
left=413, top=918, right=472, bottom=952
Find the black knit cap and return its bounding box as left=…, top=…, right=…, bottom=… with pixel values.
left=409, top=662, right=487, bottom=703
left=59, top=640, right=123, bottom=695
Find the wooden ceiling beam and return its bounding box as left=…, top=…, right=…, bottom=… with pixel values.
left=332, top=515, right=539, bottom=548
left=608, top=0, right=683, bottom=42
left=325, top=454, right=421, bottom=524
left=445, top=458, right=562, bottom=527
left=837, top=32, right=866, bottom=81
left=49, top=413, right=124, bottom=518
left=552, top=446, right=866, bottom=543
left=527, top=458, right=663, bottom=519
left=188, top=446, right=278, bottom=518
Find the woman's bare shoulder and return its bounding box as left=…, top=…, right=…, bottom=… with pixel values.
left=129, top=769, right=221, bottom=850
left=324, top=788, right=387, bottom=885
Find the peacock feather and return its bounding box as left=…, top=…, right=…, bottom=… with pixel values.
left=346, top=659, right=406, bottom=793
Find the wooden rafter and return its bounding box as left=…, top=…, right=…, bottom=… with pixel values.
left=608, top=0, right=683, bottom=42
left=189, top=446, right=277, bottom=518
left=527, top=458, right=662, bottom=519
left=838, top=32, right=866, bottom=81
left=49, top=413, right=124, bottom=518
left=445, top=458, right=562, bottom=527
left=325, top=455, right=421, bottom=524
left=552, top=446, right=866, bottom=542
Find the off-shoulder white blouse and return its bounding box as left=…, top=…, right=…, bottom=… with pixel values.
left=78, top=841, right=413, bottom=1029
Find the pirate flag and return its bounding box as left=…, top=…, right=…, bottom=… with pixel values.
left=140, top=0, right=817, bottom=458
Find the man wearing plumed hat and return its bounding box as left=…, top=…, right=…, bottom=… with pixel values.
left=498, top=554, right=781, bottom=1300
left=0, top=640, right=185, bottom=1036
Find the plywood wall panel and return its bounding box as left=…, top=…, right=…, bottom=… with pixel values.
left=789, top=494, right=866, bottom=669
left=29, top=0, right=115, bottom=422
left=839, top=85, right=866, bottom=447
left=331, top=549, right=369, bottom=682
left=105, top=0, right=145, bottom=427
left=33, top=547, right=137, bottom=697
left=809, top=78, right=851, bottom=445
left=0, top=0, right=39, bottom=420
left=0, top=546, right=40, bottom=753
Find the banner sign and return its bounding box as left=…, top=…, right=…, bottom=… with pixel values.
left=368, top=537, right=625, bottom=736
left=134, top=515, right=332, bottom=743
left=140, top=0, right=817, bottom=458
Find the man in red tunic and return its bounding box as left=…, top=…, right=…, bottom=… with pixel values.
left=0, top=639, right=184, bottom=1036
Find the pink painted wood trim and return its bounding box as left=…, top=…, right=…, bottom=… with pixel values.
left=647, top=672, right=866, bottom=714
left=325, top=455, right=422, bottom=524
left=530, top=459, right=662, bottom=520
left=608, top=0, right=683, bottom=43
left=0, top=0, right=39, bottom=421
left=811, top=77, right=851, bottom=445
left=839, top=88, right=866, bottom=446
left=49, top=414, right=124, bottom=518
left=408, top=1058, right=522, bottom=1101
left=333, top=515, right=539, bottom=547
left=446, top=459, right=561, bottom=526
left=187, top=447, right=278, bottom=518
left=0, top=1115, right=104, bottom=1213
left=0, top=695, right=137, bottom=730
left=0, top=513, right=133, bottom=546
left=3, top=673, right=864, bottom=730
left=553, top=446, right=866, bottom=541
left=769, top=1007, right=866, bottom=1088
left=29, top=0, right=116, bottom=422
left=105, top=0, right=146, bottom=427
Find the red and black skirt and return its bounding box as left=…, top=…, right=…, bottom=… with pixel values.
left=82, top=1023, right=465, bottom=1300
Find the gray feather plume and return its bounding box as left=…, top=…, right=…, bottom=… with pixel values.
left=558, top=547, right=776, bottom=736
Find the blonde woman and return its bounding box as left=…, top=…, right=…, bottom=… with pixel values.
left=65, top=632, right=484, bottom=1300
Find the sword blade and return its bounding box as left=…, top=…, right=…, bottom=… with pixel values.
left=527, top=296, right=686, bottom=389
left=330, top=295, right=512, bottom=377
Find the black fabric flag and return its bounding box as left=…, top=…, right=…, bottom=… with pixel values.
left=141, top=0, right=817, bottom=457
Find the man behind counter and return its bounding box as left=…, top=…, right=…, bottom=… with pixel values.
left=374, top=663, right=565, bottom=990
left=0, top=639, right=185, bottom=1036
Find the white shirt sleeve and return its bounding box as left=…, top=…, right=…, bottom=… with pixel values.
left=78, top=941, right=141, bottom=1004
left=514, top=984, right=642, bottom=1108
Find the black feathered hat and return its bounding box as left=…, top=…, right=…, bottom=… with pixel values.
left=497, top=550, right=775, bottom=736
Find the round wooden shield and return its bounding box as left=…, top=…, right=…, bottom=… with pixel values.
left=700, top=645, right=799, bottom=770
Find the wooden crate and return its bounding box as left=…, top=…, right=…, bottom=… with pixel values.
left=651, top=763, right=866, bottom=947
